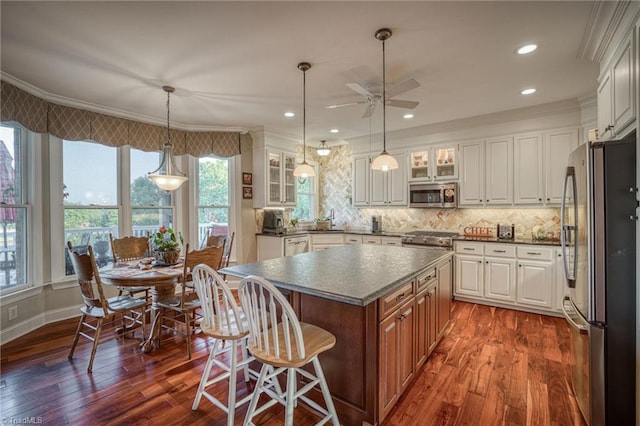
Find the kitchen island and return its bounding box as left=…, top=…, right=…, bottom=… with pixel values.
left=221, top=244, right=453, bottom=425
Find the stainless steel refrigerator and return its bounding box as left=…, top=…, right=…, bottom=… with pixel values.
left=560, top=135, right=637, bottom=426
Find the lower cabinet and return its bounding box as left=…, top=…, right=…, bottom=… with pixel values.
left=378, top=256, right=452, bottom=423
left=454, top=241, right=558, bottom=314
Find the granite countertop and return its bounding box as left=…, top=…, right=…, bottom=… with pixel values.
left=220, top=245, right=452, bottom=306
left=257, top=228, right=406, bottom=237
left=454, top=236, right=561, bottom=246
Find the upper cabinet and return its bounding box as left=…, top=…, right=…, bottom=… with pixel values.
left=353, top=152, right=407, bottom=207
left=408, top=144, right=458, bottom=182
left=264, top=149, right=297, bottom=207
left=459, top=128, right=578, bottom=207
left=597, top=30, right=636, bottom=140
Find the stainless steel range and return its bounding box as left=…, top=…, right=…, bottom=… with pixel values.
left=401, top=231, right=458, bottom=249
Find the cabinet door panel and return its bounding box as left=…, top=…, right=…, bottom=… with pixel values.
left=415, top=292, right=428, bottom=367
left=370, top=169, right=387, bottom=205
left=597, top=72, right=613, bottom=140
left=387, top=156, right=408, bottom=205
left=398, top=303, right=415, bottom=393
left=459, top=141, right=485, bottom=205
left=485, top=137, right=513, bottom=204
left=353, top=157, right=370, bottom=206
left=514, top=134, right=543, bottom=204
left=436, top=258, right=452, bottom=336
left=379, top=315, right=399, bottom=416
left=484, top=258, right=517, bottom=302
left=612, top=36, right=635, bottom=132
left=544, top=129, right=578, bottom=204
left=455, top=255, right=483, bottom=297
left=517, top=260, right=554, bottom=309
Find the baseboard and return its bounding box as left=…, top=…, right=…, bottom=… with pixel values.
left=0, top=305, right=80, bottom=345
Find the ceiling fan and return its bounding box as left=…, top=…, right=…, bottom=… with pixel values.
left=326, top=78, right=420, bottom=118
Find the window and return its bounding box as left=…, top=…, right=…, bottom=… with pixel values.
left=292, top=171, right=317, bottom=221
left=130, top=149, right=173, bottom=239
left=63, top=140, right=118, bottom=273
left=197, top=156, right=229, bottom=245
left=0, top=125, right=28, bottom=290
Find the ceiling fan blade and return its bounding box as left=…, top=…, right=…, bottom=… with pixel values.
left=386, top=78, right=421, bottom=99
left=325, top=100, right=367, bottom=109
left=361, top=103, right=376, bottom=119
left=346, top=82, right=375, bottom=98
left=386, top=99, right=419, bottom=109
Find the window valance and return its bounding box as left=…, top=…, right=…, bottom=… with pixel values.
left=1, top=80, right=246, bottom=157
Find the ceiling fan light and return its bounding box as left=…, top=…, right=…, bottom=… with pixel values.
left=293, top=161, right=315, bottom=178
left=316, top=140, right=331, bottom=156
left=371, top=151, right=398, bottom=171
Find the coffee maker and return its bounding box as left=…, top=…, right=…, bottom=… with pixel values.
left=263, top=210, right=285, bottom=235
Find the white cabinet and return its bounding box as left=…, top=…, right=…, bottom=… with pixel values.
left=353, top=152, right=407, bottom=207
left=254, top=148, right=297, bottom=207
left=459, top=140, right=485, bottom=205
left=381, top=236, right=402, bottom=246
left=543, top=128, right=579, bottom=204
left=310, top=233, right=344, bottom=251
left=515, top=246, right=554, bottom=310
left=352, top=156, right=370, bottom=207
left=257, top=235, right=285, bottom=261
left=362, top=236, right=382, bottom=245
left=408, top=144, right=458, bottom=182
left=597, top=31, right=636, bottom=140
left=484, top=136, right=513, bottom=205
left=513, top=133, right=543, bottom=205
left=454, top=241, right=558, bottom=314
left=344, top=235, right=363, bottom=245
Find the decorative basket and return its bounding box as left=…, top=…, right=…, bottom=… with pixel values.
left=153, top=249, right=181, bottom=265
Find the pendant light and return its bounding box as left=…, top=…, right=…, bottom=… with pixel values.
left=293, top=62, right=315, bottom=178
left=316, top=140, right=331, bottom=156
left=148, top=85, right=188, bottom=191
left=371, top=28, right=398, bottom=172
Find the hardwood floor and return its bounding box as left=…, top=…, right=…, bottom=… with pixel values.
left=0, top=301, right=585, bottom=425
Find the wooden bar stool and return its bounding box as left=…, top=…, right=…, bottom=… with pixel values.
left=191, top=264, right=259, bottom=425
left=238, top=275, right=340, bottom=426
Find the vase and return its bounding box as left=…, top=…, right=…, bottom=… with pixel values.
left=153, top=249, right=180, bottom=265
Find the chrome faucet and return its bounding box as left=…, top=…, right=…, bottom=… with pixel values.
left=330, top=208, right=335, bottom=228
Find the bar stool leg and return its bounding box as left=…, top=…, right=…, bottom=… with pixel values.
left=285, top=368, right=296, bottom=426
left=313, top=357, right=340, bottom=425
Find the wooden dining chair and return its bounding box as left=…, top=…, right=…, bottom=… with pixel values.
left=191, top=264, right=260, bottom=425
left=157, top=243, right=224, bottom=359
left=200, top=231, right=234, bottom=271
left=66, top=241, right=147, bottom=373
left=238, top=275, right=340, bottom=426
left=109, top=233, right=152, bottom=301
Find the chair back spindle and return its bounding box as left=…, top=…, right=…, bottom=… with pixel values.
left=239, top=276, right=305, bottom=362
left=67, top=241, right=109, bottom=316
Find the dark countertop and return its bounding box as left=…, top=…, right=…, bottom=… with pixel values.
left=220, top=245, right=452, bottom=306
left=454, top=236, right=561, bottom=246
left=257, top=228, right=406, bottom=237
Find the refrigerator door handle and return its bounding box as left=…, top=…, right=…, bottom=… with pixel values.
left=560, top=166, right=577, bottom=288
left=561, top=297, right=588, bottom=335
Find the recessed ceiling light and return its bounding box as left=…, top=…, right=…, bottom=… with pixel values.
left=521, top=88, right=536, bottom=95
left=284, top=112, right=295, bottom=118
left=517, top=44, right=538, bottom=55
left=403, top=113, right=414, bottom=119
left=330, top=129, right=339, bottom=133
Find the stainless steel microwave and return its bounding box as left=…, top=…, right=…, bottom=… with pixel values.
left=409, top=182, right=457, bottom=208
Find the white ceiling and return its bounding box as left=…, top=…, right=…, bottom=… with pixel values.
left=1, top=1, right=600, bottom=145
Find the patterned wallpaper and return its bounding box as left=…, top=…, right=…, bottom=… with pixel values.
left=257, top=143, right=560, bottom=239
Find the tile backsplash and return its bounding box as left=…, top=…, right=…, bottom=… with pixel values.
left=256, top=143, right=560, bottom=239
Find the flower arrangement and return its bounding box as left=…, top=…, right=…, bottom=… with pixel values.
left=152, top=226, right=183, bottom=252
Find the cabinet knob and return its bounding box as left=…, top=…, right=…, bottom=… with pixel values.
left=485, top=261, right=488, bottom=264
left=478, top=261, right=482, bottom=264
left=538, top=198, right=542, bottom=202
left=518, top=264, right=522, bottom=267
left=547, top=198, right=550, bottom=201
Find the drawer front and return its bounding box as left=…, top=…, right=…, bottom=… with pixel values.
left=517, top=246, right=553, bottom=261
left=415, top=267, right=437, bottom=293
left=344, top=235, right=363, bottom=244
left=381, top=237, right=401, bottom=246
left=484, top=244, right=516, bottom=258
left=455, top=242, right=484, bottom=255
left=311, top=234, right=345, bottom=245
left=379, top=282, right=414, bottom=320
left=363, top=236, right=382, bottom=245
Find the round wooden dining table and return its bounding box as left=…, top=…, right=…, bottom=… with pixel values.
left=100, top=262, right=183, bottom=353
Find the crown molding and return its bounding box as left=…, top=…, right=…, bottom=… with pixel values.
left=1, top=73, right=249, bottom=134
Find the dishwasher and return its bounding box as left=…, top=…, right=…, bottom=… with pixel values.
left=284, top=235, right=309, bottom=256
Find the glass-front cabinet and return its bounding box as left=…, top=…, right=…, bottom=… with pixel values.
left=409, top=144, right=458, bottom=181
left=266, top=149, right=296, bottom=206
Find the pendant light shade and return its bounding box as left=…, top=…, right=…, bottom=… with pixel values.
left=316, top=140, right=331, bottom=156
left=148, top=85, right=188, bottom=191
left=371, top=28, right=398, bottom=172
left=293, top=62, right=316, bottom=178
